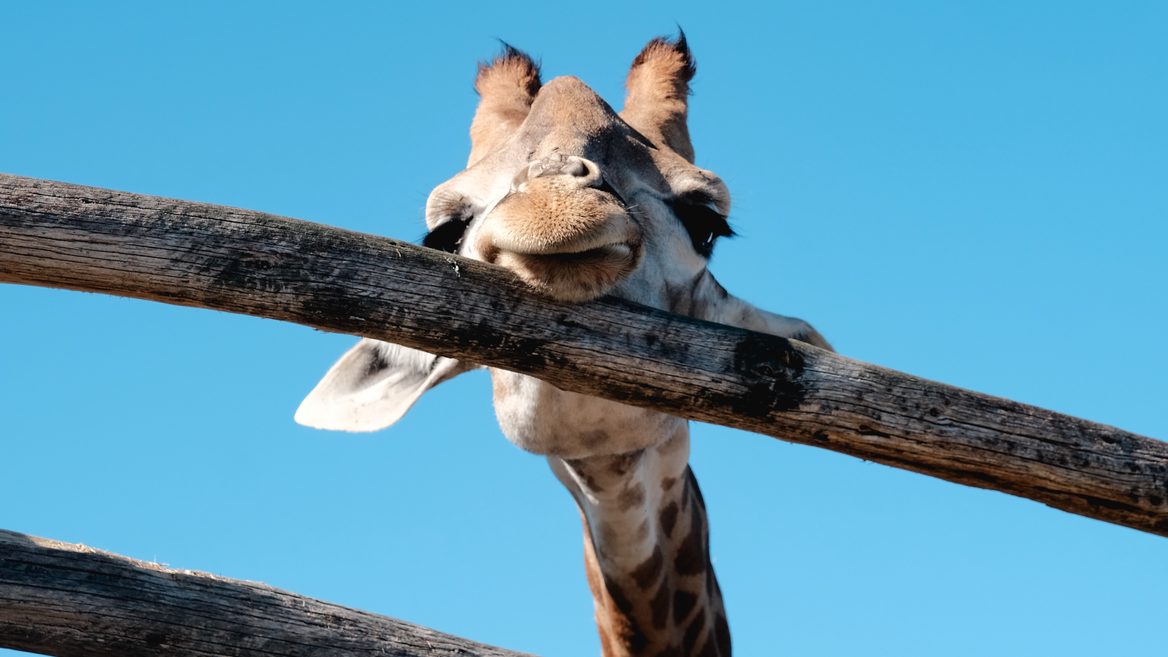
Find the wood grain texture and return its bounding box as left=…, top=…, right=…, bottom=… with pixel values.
left=0, top=529, right=534, bottom=657
left=1, top=173, right=1166, bottom=537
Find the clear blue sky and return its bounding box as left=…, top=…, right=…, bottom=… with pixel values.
left=2, top=2, right=1165, bottom=655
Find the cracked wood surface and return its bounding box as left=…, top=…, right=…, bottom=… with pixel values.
left=1, top=172, right=1166, bottom=539
left=0, top=529, right=534, bottom=657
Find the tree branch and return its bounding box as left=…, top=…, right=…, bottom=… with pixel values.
left=1, top=173, right=1165, bottom=537
left=0, top=529, right=534, bottom=657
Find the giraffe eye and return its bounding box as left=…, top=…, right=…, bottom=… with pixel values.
left=422, top=217, right=470, bottom=253
left=669, top=192, right=734, bottom=258
left=422, top=199, right=479, bottom=253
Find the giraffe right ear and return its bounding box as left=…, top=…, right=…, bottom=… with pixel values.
left=295, top=339, right=474, bottom=432
left=620, top=33, right=697, bottom=163
left=467, top=44, right=541, bottom=167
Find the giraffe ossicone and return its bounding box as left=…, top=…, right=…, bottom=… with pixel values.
left=297, top=34, right=831, bottom=657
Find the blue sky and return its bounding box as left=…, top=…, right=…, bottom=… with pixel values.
left=1, top=2, right=1165, bottom=655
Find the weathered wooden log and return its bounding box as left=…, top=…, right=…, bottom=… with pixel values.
left=1, top=173, right=1166, bottom=537
left=0, top=529, right=534, bottom=657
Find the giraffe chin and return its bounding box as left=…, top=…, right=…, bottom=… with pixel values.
left=496, top=243, right=641, bottom=302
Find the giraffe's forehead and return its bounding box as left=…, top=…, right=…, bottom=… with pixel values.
left=520, top=76, right=623, bottom=140
left=513, top=79, right=653, bottom=176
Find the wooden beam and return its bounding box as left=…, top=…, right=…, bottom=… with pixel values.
left=1, top=173, right=1166, bottom=536
left=0, top=529, right=534, bottom=657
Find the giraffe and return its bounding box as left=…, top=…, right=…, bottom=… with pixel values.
left=295, top=34, right=831, bottom=657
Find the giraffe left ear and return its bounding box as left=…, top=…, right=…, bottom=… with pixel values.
left=295, top=339, right=474, bottom=432
left=468, top=44, right=542, bottom=167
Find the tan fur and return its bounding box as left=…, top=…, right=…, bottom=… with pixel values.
left=482, top=174, right=641, bottom=301
left=621, top=36, right=697, bottom=162
left=560, top=435, right=730, bottom=657
left=468, top=48, right=541, bottom=166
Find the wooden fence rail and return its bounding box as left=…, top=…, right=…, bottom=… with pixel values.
left=1, top=172, right=1165, bottom=543
left=0, top=528, right=533, bottom=657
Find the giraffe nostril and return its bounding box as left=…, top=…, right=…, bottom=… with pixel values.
left=563, top=158, right=589, bottom=177
left=523, top=155, right=602, bottom=184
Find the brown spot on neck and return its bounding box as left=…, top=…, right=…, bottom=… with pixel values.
left=570, top=462, right=729, bottom=656
left=631, top=545, right=664, bottom=589
left=660, top=501, right=679, bottom=538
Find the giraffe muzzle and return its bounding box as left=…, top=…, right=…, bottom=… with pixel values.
left=475, top=165, right=643, bottom=302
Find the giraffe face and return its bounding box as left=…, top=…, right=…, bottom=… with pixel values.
left=423, top=67, right=732, bottom=311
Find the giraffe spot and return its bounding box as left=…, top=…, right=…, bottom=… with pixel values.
left=604, top=575, right=635, bottom=614
left=618, top=482, right=646, bottom=510
left=660, top=501, right=679, bottom=538
left=629, top=629, right=650, bottom=654
left=650, top=580, right=671, bottom=629
left=675, top=499, right=707, bottom=576
left=608, top=450, right=642, bottom=475
left=566, top=462, right=602, bottom=492
left=603, top=589, right=648, bottom=656
left=673, top=589, right=697, bottom=624
left=682, top=613, right=705, bottom=652
left=580, top=430, right=610, bottom=448
left=653, top=646, right=683, bottom=657
left=686, top=468, right=708, bottom=511
left=616, top=614, right=650, bottom=655
left=714, top=611, right=731, bottom=656
left=661, top=476, right=679, bottom=492
left=632, top=545, right=664, bottom=589
left=705, top=567, right=717, bottom=598
left=695, top=633, right=719, bottom=657
left=599, top=522, right=622, bottom=549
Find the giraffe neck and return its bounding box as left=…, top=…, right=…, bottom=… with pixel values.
left=550, top=426, right=730, bottom=657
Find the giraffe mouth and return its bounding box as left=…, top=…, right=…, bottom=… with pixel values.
left=519, top=242, right=634, bottom=264
left=476, top=181, right=644, bottom=302
left=495, top=240, right=641, bottom=302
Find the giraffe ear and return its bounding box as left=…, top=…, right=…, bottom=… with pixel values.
left=295, top=339, right=474, bottom=432
left=620, top=32, right=697, bottom=162
left=467, top=44, right=541, bottom=167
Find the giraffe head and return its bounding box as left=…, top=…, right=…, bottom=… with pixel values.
left=295, top=35, right=829, bottom=445
left=428, top=38, right=727, bottom=309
